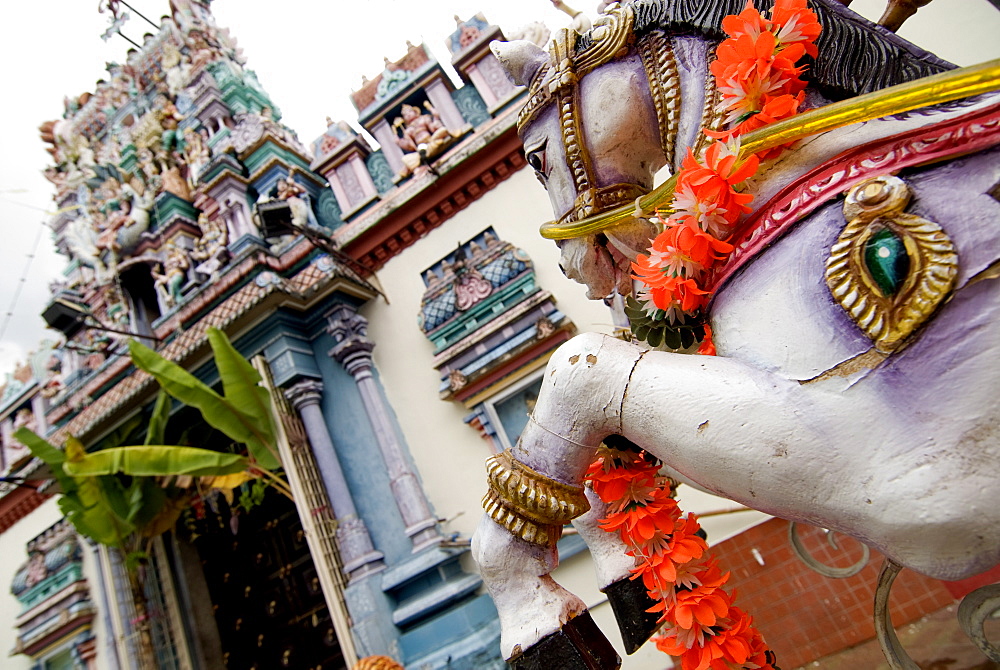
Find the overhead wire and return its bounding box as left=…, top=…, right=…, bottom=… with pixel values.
left=0, top=222, right=47, bottom=342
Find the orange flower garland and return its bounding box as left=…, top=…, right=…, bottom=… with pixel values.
left=586, top=447, right=780, bottom=670
left=629, top=0, right=822, bottom=353
left=601, top=2, right=823, bottom=665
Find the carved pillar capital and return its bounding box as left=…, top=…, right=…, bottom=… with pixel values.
left=284, top=378, right=324, bottom=411
left=326, top=304, right=375, bottom=378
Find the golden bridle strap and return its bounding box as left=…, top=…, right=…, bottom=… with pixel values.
left=520, top=5, right=663, bottom=228
left=539, top=58, right=1000, bottom=240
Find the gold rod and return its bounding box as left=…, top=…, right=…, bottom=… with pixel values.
left=540, top=58, right=1000, bottom=240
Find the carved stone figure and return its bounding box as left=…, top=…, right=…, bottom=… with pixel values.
left=192, top=213, right=229, bottom=282
left=476, top=1, right=1000, bottom=667
left=117, top=179, right=155, bottom=250
left=23, top=551, right=47, bottom=589
left=64, top=216, right=110, bottom=284
left=183, top=128, right=211, bottom=189
left=275, top=174, right=309, bottom=228
left=452, top=251, right=492, bottom=311
left=6, top=408, right=34, bottom=466
left=392, top=103, right=455, bottom=179
left=162, top=42, right=193, bottom=96
left=153, top=245, right=190, bottom=309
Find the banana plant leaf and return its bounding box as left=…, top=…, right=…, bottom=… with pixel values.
left=13, top=429, right=117, bottom=543
left=127, top=478, right=168, bottom=529
left=145, top=389, right=171, bottom=446
left=64, top=437, right=135, bottom=547
left=139, top=495, right=188, bottom=538
left=62, top=445, right=249, bottom=478
left=13, top=427, right=76, bottom=495
left=206, top=328, right=279, bottom=466
left=129, top=337, right=280, bottom=470
left=92, top=413, right=144, bottom=452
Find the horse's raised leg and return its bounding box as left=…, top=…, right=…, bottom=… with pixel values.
left=473, top=333, right=648, bottom=665
left=472, top=515, right=620, bottom=667
left=572, top=485, right=662, bottom=654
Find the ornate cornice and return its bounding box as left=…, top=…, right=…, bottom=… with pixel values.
left=338, top=117, right=526, bottom=271
left=42, top=249, right=376, bottom=445
left=0, top=486, right=51, bottom=535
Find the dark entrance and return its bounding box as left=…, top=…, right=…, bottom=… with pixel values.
left=188, top=491, right=346, bottom=670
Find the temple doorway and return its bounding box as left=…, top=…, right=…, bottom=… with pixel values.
left=188, top=490, right=347, bottom=670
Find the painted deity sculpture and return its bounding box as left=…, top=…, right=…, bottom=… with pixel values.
left=153, top=244, right=191, bottom=309
left=473, top=0, right=1000, bottom=667
left=192, top=213, right=229, bottom=282
left=392, top=103, right=455, bottom=179
left=275, top=174, right=309, bottom=228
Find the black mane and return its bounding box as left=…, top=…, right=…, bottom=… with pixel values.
left=576, top=0, right=954, bottom=100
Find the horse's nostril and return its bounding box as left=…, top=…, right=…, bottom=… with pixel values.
left=558, top=263, right=568, bottom=278
left=595, top=233, right=609, bottom=247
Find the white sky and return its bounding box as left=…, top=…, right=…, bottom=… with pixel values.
left=1, top=0, right=998, bottom=378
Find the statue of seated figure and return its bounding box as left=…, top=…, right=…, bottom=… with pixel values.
left=393, top=102, right=454, bottom=179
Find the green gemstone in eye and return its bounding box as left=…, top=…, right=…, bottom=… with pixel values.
left=864, top=227, right=910, bottom=296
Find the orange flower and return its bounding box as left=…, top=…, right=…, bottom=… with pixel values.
left=705, top=91, right=804, bottom=150
left=612, top=7, right=811, bottom=666
left=679, top=143, right=758, bottom=218
left=712, top=30, right=779, bottom=85
left=656, top=608, right=762, bottom=670
left=716, top=67, right=796, bottom=127
left=697, top=326, right=717, bottom=355
left=672, top=182, right=735, bottom=239
left=720, top=0, right=768, bottom=41
left=601, top=487, right=681, bottom=540
left=587, top=453, right=660, bottom=503
left=771, top=0, right=822, bottom=57
left=634, top=515, right=709, bottom=591
left=632, top=219, right=733, bottom=284
left=636, top=275, right=711, bottom=319
left=670, top=559, right=732, bottom=630
left=584, top=450, right=780, bottom=670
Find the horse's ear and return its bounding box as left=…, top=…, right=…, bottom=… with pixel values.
left=491, top=40, right=548, bottom=87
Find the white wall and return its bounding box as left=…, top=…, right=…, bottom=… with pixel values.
left=850, top=0, right=1000, bottom=67
left=363, top=167, right=614, bottom=541
left=0, top=497, right=114, bottom=670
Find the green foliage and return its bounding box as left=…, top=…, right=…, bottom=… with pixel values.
left=129, top=328, right=280, bottom=469
left=63, top=445, right=249, bottom=477
left=238, top=478, right=268, bottom=513
left=12, top=328, right=289, bottom=554
left=12, top=427, right=75, bottom=495
left=145, top=390, right=171, bottom=446
left=207, top=328, right=278, bottom=466
left=93, top=414, right=144, bottom=453
left=625, top=295, right=707, bottom=350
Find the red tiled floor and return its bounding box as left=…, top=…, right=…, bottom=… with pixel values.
left=791, top=604, right=999, bottom=670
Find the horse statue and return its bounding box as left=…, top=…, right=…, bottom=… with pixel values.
left=473, top=0, right=1000, bottom=667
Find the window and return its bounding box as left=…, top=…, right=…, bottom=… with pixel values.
left=42, top=648, right=76, bottom=670
left=482, top=372, right=544, bottom=452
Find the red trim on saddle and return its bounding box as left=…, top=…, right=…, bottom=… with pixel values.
left=708, top=101, right=1000, bottom=294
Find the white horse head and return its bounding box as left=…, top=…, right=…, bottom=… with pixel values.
left=493, top=35, right=665, bottom=299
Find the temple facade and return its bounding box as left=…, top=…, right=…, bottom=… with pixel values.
left=1, top=1, right=997, bottom=669
left=0, top=3, right=628, bottom=669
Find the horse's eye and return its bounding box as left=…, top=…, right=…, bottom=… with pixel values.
left=525, top=141, right=548, bottom=181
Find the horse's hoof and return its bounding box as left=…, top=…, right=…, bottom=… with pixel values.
left=604, top=576, right=662, bottom=654
left=507, top=610, right=621, bottom=670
